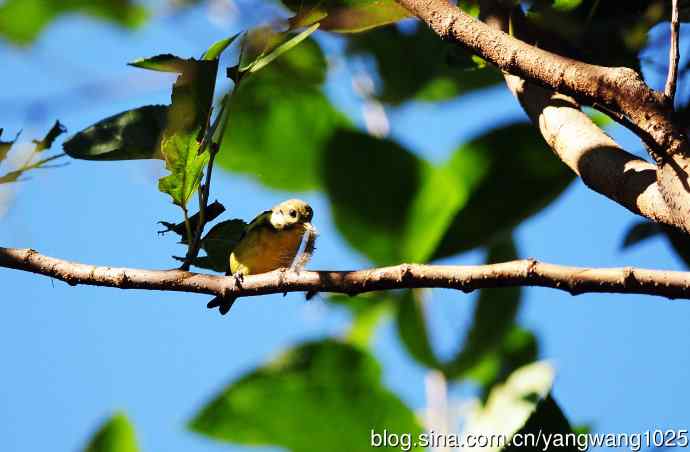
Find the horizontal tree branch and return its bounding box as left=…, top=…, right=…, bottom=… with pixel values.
left=3, top=246, right=690, bottom=301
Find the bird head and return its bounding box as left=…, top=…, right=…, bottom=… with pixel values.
left=270, top=199, right=313, bottom=230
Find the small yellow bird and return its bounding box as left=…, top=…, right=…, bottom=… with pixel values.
left=207, top=198, right=316, bottom=315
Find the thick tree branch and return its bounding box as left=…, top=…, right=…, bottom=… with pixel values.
left=395, top=0, right=685, bottom=158
left=3, top=246, right=690, bottom=301
left=395, top=0, right=690, bottom=233
left=665, top=0, right=681, bottom=103
left=477, top=2, right=673, bottom=225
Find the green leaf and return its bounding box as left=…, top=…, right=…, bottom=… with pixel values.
left=443, top=236, right=522, bottom=379
left=434, top=123, right=573, bottom=259
left=203, top=33, right=242, bottom=61
left=189, top=340, right=424, bottom=452
left=245, top=24, right=320, bottom=74
left=400, top=164, right=473, bottom=263
left=64, top=105, right=167, bottom=160
left=284, top=0, right=411, bottom=33
left=0, top=153, right=66, bottom=184
left=198, top=219, right=248, bottom=272
left=217, top=39, right=346, bottom=191
left=158, top=58, right=218, bottom=207
left=83, top=412, right=139, bottom=452
left=0, top=0, right=147, bottom=45
left=395, top=290, right=440, bottom=368
left=347, top=25, right=502, bottom=104
left=662, top=225, right=690, bottom=269
left=464, top=362, right=573, bottom=452
left=32, top=120, right=66, bottom=152
left=621, top=220, right=661, bottom=249
left=128, top=54, right=192, bottom=73
left=0, top=129, right=19, bottom=164
left=158, top=200, right=227, bottom=239
left=327, top=293, right=394, bottom=347
left=552, top=0, right=583, bottom=12
left=323, top=129, right=422, bottom=265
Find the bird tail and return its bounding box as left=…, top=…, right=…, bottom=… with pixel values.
left=207, top=295, right=237, bottom=315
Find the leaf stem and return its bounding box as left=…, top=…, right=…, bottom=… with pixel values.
left=181, top=79, right=242, bottom=271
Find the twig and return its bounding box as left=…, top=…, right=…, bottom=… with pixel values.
left=181, top=85, right=240, bottom=271
left=665, top=0, right=681, bottom=104
left=4, top=246, right=690, bottom=301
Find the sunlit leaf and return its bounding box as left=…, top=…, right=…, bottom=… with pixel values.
left=189, top=340, right=424, bottom=452
left=83, top=412, right=139, bottom=452
left=284, top=0, right=411, bottom=33
left=433, top=123, right=573, bottom=259
left=245, top=24, right=320, bottom=74
left=0, top=0, right=147, bottom=45
left=64, top=105, right=167, bottom=160
left=157, top=58, right=218, bottom=207
left=203, top=32, right=242, bottom=61
left=217, top=39, right=346, bottom=191
left=463, top=362, right=573, bottom=452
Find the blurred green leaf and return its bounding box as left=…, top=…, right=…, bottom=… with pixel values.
left=158, top=58, right=218, bottom=207
left=0, top=0, right=147, bottom=45
left=464, top=361, right=573, bottom=452
left=524, top=0, right=666, bottom=69
left=198, top=219, right=248, bottom=272
left=395, top=290, right=440, bottom=368
left=475, top=326, right=539, bottom=395
left=64, top=105, right=167, bottom=160
left=284, top=0, right=411, bottom=33
left=347, top=24, right=502, bottom=104
left=551, top=0, right=583, bottom=12
left=83, top=412, right=139, bottom=452
left=621, top=220, right=661, bottom=248
left=434, top=123, right=573, bottom=259
left=663, top=225, right=690, bottom=269
left=443, top=236, right=521, bottom=379
left=190, top=339, right=423, bottom=452
left=0, top=153, right=66, bottom=184
left=323, top=129, right=422, bottom=265
left=217, top=39, right=347, bottom=191
left=327, top=293, right=394, bottom=347
left=400, top=164, right=477, bottom=263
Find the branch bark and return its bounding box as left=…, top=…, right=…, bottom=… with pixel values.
left=395, top=0, right=690, bottom=233
left=3, top=246, right=690, bottom=301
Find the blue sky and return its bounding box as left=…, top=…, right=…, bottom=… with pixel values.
left=1, top=2, right=690, bottom=451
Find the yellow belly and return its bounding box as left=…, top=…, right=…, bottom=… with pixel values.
left=229, top=224, right=305, bottom=275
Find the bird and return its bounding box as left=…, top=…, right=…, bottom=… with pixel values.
left=207, top=198, right=316, bottom=315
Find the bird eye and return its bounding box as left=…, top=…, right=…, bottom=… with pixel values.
left=289, top=209, right=297, bottom=218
